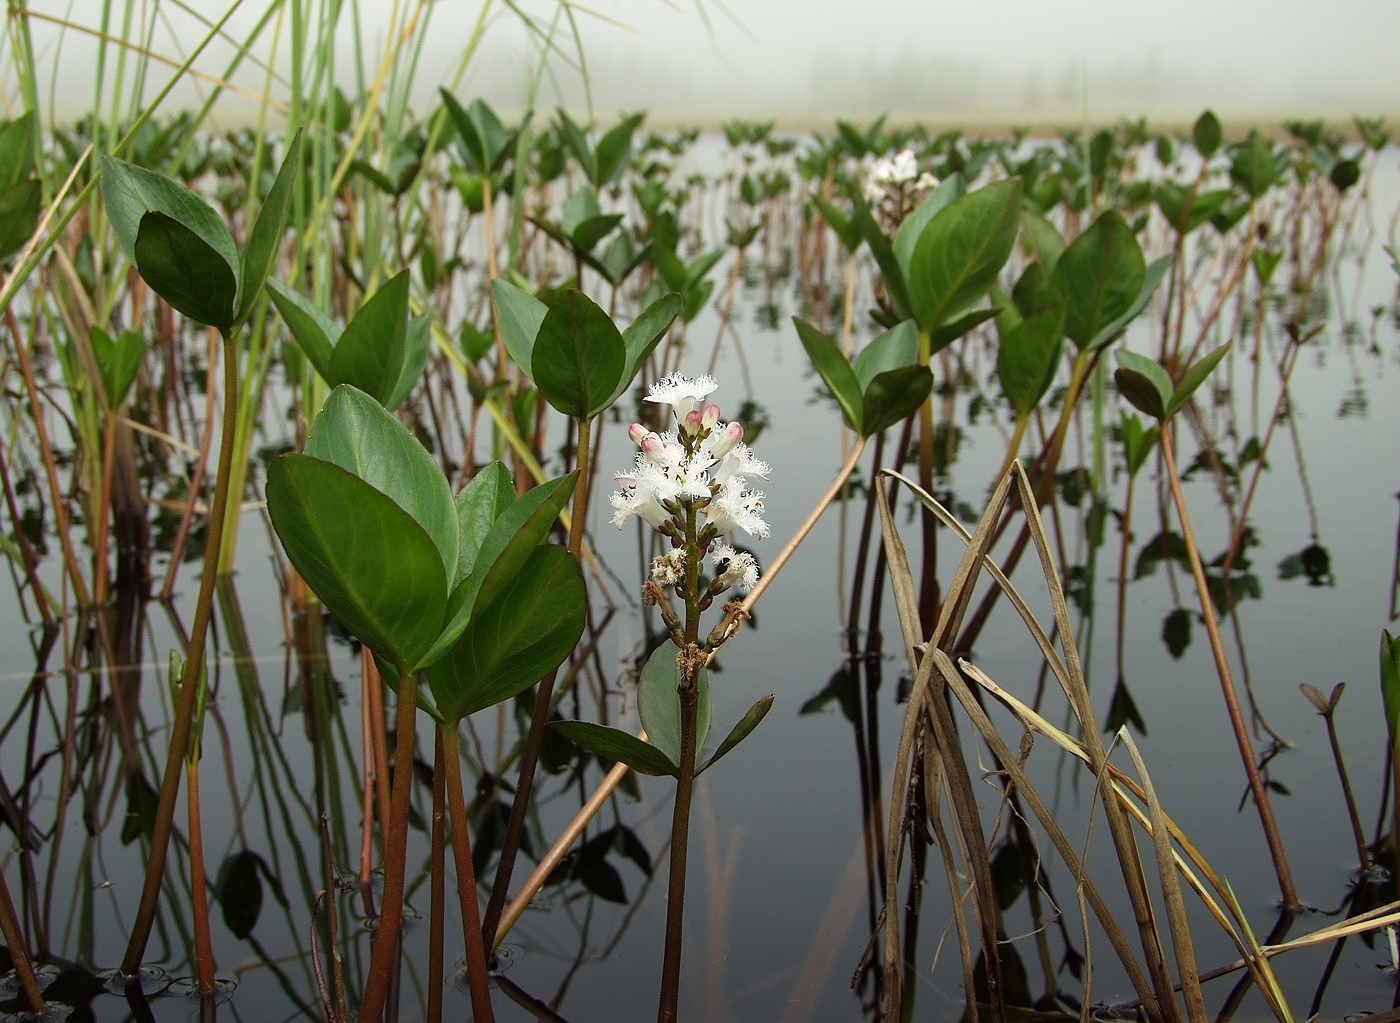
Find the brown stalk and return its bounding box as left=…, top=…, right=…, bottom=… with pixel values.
left=120, top=327, right=239, bottom=976
left=441, top=724, right=496, bottom=1022
left=356, top=675, right=420, bottom=1021
left=186, top=756, right=216, bottom=993
left=3, top=294, right=92, bottom=608
left=0, top=866, right=45, bottom=1012
left=1159, top=425, right=1297, bottom=907
left=428, top=731, right=446, bottom=1023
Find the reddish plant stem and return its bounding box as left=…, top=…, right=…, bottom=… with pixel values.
left=429, top=731, right=446, bottom=1023
left=482, top=418, right=592, bottom=946
left=656, top=678, right=699, bottom=1023
left=1160, top=425, right=1297, bottom=907
left=187, top=758, right=216, bottom=992
left=121, top=328, right=239, bottom=976
left=442, top=725, right=496, bottom=1022
left=357, top=675, right=420, bottom=1021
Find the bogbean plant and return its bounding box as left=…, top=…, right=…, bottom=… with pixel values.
left=0, top=92, right=1381, bottom=1021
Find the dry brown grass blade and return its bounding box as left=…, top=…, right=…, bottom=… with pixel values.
left=877, top=466, right=1165, bottom=1018
left=959, top=661, right=1314, bottom=1016
left=1120, top=731, right=1207, bottom=1020
left=874, top=474, right=981, bottom=1018
left=936, top=652, right=1159, bottom=1010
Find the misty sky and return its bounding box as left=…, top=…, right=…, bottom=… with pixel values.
left=440, top=0, right=1400, bottom=123
left=15, top=0, right=1400, bottom=125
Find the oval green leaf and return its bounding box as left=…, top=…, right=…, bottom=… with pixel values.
left=427, top=544, right=585, bottom=722
left=996, top=303, right=1066, bottom=417
left=134, top=211, right=238, bottom=330
left=908, top=177, right=1022, bottom=331
left=1052, top=210, right=1145, bottom=351
left=267, top=278, right=338, bottom=382
left=101, top=155, right=240, bottom=288
left=1113, top=350, right=1172, bottom=421
left=697, top=694, right=774, bottom=775
left=793, top=317, right=863, bottom=433
left=549, top=721, right=678, bottom=777
left=532, top=291, right=626, bottom=418
left=266, top=455, right=447, bottom=669
left=305, top=385, right=458, bottom=578
left=861, top=364, right=933, bottom=437
left=329, top=271, right=413, bottom=406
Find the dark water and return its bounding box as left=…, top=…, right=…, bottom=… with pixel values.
left=1, top=141, right=1399, bottom=1022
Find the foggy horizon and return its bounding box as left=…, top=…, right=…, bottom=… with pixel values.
left=12, top=0, right=1399, bottom=130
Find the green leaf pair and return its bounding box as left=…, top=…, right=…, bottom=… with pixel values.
left=793, top=318, right=932, bottom=437
left=267, top=270, right=429, bottom=411
left=101, top=130, right=302, bottom=332
left=87, top=325, right=146, bottom=410
left=555, top=110, right=645, bottom=189
left=492, top=282, right=680, bottom=419
left=266, top=386, right=583, bottom=722
left=440, top=92, right=520, bottom=176
left=551, top=645, right=773, bottom=778
left=1113, top=343, right=1231, bottom=421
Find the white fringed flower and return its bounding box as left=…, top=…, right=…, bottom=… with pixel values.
left=610, top=374, right=770, bottom=543
left=863, top=147, right=938, bottom=206
left=644, top=373, right=718, bottom=423
left=709, top=540, right=759, bottom=595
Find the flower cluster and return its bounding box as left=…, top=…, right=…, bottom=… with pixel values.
left=610, top=373, right=766, bottom=598
left=862, top=147, right=938, bottom=208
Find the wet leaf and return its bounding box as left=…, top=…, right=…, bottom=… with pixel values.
left=216, top=850, right=263, bottom=939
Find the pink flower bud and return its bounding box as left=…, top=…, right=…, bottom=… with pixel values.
left=682, top=409, right=704, bottom=435
left=701, top=403, right=722, bottom=430
left=710, top=421, right=744, bottom=458
left=628, top=423, right=649, bottom=445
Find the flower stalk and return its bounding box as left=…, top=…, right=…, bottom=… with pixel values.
left=607, top=374, right=770, bottom=1020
